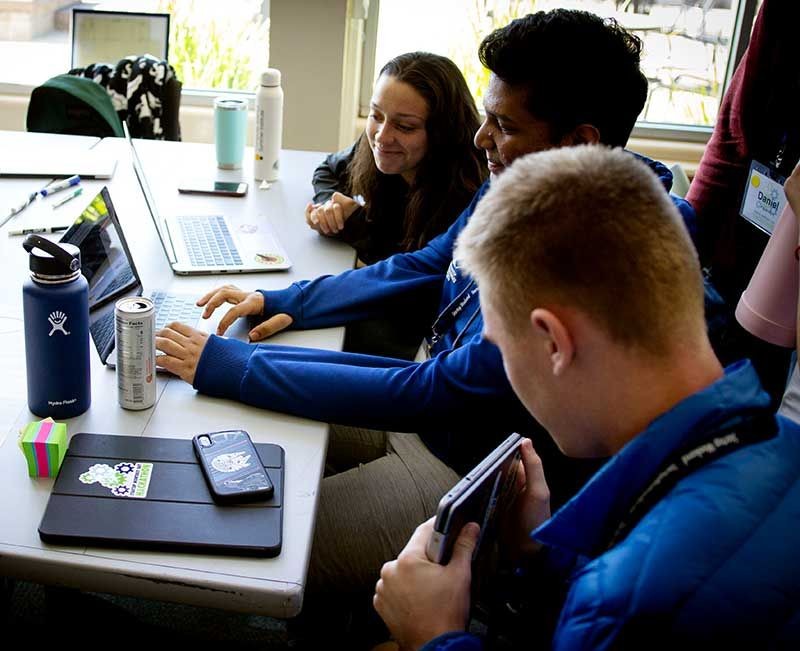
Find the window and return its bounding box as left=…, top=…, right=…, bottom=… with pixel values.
left=0, top=0, right=269, bottom=92
left=362, top=0, right=760, bottom=137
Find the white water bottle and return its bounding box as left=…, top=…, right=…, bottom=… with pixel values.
left=254, top=68, right=283, bottom=182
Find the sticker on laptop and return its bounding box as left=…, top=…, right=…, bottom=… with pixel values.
left=79, top=462, right=153, bottom=498
left=254, top=253, right=285, bottom=266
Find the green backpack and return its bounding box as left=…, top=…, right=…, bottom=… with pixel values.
left=26, top=74, right=124, bottom=138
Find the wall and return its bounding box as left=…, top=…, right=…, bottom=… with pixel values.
left=269, top=0, right=349, bottom=152
left=0, top=91, right=27, bottom=130
left=0, top=0, right=67, bottom=40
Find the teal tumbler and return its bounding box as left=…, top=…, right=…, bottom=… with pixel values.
left=214, top=97, right=248, bottom=169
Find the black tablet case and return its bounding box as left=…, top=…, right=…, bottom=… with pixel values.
left=39, top=433, right=283, bottom=557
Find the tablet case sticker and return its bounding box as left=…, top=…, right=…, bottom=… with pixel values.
left=79, top=462, right=153, bottom=498
left=211, top=451, right=252, bottom=473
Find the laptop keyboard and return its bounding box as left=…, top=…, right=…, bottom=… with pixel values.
left=102, top=267, right=135, bottom=296
left=151, top=291, right=202, bottom=329
left=90, top=291, right=202, bottom=357
left=90, top=311, right=116, bottom=354
left=177, top=215, right=243, bottom=267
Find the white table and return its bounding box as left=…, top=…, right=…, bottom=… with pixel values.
left=0, top=131, right=354, bottom=617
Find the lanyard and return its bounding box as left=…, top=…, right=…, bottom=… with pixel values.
left=606, top=409, right=777, bottom=551
left=427, top=280, right=480, bottom=352
left=771, top=132, right=788, bottom=172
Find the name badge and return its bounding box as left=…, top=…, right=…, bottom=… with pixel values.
left=740, top=160, right=786, bottom=235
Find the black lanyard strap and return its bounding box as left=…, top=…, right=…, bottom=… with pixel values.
left=771, top=132, right=788, bottom=171
left=427, top=280, right=479, bottom=350
left=606, top=409, right=778, bottom=551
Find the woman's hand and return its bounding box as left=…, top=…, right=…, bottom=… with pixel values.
left=305, top=192, right=360, bottom=235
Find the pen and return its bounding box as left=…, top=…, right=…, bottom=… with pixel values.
left=7, top=225, right=69, bottom=236
left=52, top=186, right=83, bottom=208
left=40, top=175, right=80, bottom=197
left=0, top=191, right=38, bottom=230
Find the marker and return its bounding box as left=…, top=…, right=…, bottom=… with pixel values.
left=7, top=225, right=69, bottom=236
left=40, top=175, right=80, bottom=197
left=52, top=186, right=83, bottom=209
left=0, top=191, right=37, bottom=229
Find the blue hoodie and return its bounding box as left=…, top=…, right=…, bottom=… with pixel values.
left=419, top=362, right=800, bottom=650
left=193, top=154, right=697, bottom=473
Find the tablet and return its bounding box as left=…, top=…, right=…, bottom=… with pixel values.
left=39, top=433, right=284, bottom=557
left=426, top=433, right=523, bottom=564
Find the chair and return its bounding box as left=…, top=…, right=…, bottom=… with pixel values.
left=26, top=74, right=124, bottom=138
left=68, top=55, right=182, bottom=141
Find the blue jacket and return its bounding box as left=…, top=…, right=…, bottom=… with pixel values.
left=193, top=154, right=696, bottom=473
left=422, top=361, right=800, bottom=650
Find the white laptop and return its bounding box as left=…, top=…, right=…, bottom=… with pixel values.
left=0, top=149, right=117, bottom=179
left=124, top=123, right=291, bottom=275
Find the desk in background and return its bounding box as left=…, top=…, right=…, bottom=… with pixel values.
left=0, top=131, right=354, bottom=617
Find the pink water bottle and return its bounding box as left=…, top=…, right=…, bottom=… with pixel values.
left=736, top=204, right=799, bottom=347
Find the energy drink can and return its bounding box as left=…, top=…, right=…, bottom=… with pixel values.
left=115, top=297, right=156, bottom=410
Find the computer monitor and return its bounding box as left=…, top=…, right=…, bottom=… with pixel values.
left=71, top=8, right=170, bottom=69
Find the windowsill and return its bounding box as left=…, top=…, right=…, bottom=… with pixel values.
left=0, top=82, right=33, bottom=96
left=627, top=136, right=706, bottom=178
left=181, top=89, right=256, bottom=107
left=0, top=82, right=255, bottom=108
left=2, top=83, right=710, bottom=171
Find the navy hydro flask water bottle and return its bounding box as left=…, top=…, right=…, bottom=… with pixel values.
left=22, top=234, right=90, bottom=419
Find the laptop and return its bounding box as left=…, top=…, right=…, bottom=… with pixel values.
left=124, top=123, right=291, bottom=275
left=0, top=149, right=117, bottom=179
left=59, top=186, right=203, bottom=369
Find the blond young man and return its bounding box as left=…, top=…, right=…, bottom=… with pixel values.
left=374, top=146, right=800, bottom=650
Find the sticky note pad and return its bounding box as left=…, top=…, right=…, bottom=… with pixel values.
left=18, top=418, right=68, bottom=478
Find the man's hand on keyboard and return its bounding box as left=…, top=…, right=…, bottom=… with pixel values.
left=155, top=322, right=209, bottom=384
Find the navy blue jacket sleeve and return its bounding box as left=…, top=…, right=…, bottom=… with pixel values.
left=192, top=330, right=520, bottom=434
left=257, top=191, right=485, bottom=330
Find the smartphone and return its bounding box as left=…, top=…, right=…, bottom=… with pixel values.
left=193, top=430, right=274, bottom=503
left=178, top=181, right=248, bottom=197
left=427, top=433, right=523, bottom=564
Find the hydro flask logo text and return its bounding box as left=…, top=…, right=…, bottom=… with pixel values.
left=48, top=311, right=70, bottom=336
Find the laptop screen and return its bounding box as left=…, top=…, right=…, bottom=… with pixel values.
left=123, top=122, right=176, bottom=264
left=60, top=187, right=142, bottom=310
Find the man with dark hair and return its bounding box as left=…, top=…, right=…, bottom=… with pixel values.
left=375, top=145, right=800, bottom=650
left=478, top=9, right=648, bottom=149
left=156, top=10, right=694, bottom=600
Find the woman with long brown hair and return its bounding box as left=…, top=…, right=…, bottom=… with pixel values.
left=307, top=51, right=487, bottom=265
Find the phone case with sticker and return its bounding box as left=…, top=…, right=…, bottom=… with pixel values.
left=193, top=430, right=274, bottom=503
